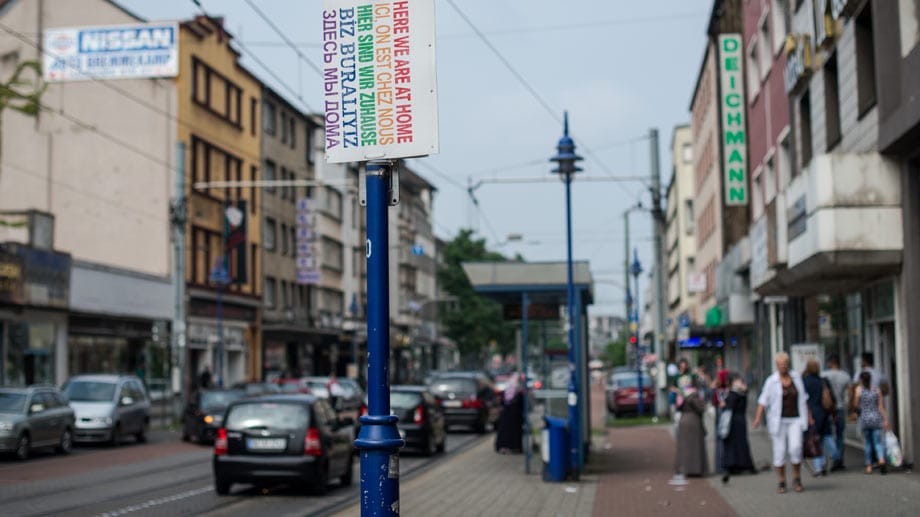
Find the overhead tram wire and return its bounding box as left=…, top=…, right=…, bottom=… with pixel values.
left=241, top=0, right=323, bottom=79
left=189, top=0, right=314, bottom=113
left=444, top=0, right=634, bottom=197
left=408, top=160, right=467, bottom=191
left=238, top=11, right=707, bottom=48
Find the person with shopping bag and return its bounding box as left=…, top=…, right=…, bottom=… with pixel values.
left=855, top=371, right=889, bottom=475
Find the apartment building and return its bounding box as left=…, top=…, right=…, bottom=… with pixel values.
left=0, top=0, right=176, bottom=385
left=665, top=125, right=699, bottom=358
left=178, top=15, right=262, bottom=388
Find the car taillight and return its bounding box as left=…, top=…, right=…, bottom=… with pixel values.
left=214, top=428, right=228, bottom=456
left=462, top=398, right=483, bottom=409
left=534, top=381, right=543, bottom=389
left=413, top=406, right=424, bottom=424
left=304, top=428, right=322, bottom=456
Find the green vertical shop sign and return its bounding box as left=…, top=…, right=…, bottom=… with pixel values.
left=719, top=34, right=747, bottom=206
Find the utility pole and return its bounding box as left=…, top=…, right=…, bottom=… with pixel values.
left=170, top=142, right=188, bottom=411
left=649, top=128, right=668, bottom=418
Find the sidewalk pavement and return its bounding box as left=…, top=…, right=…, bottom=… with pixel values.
left=330, top=382, right=920, bottom=516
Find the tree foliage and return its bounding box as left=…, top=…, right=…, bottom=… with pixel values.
left=438, top=229, right=514, bottom=364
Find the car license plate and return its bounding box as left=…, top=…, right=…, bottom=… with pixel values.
left=443, top=400, right=462, bottom=408
left=247, top=438, right=287, bottom=450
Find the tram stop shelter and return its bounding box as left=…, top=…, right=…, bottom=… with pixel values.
left=462, top=260, right=594, bottom=470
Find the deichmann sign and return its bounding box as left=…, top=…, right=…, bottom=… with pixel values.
left=718, top=34, right=748, bottom=206
left=43, top=23, right=178, bottom=82
left=322, top=0, right=439, bottom=163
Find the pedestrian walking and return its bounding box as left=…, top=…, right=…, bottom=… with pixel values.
left=495, top=374, right=524, bottom=454
left=711, top=362, right=729, bottom=477
left=752, top=352, right=810, bottom=494
left=855, top=371, right=889, bottom=475
left=822, top=355, right=850, bottom=471
left=674, top=386, right=707, bottom=477
left=198, top=364, right=213, bottom=390
left=720, top=374, right=756, bottom=484
left=802, top=359, right=837, bottom=477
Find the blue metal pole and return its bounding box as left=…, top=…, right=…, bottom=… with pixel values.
left=216, top=278, right=223, bottom=388
left=564, top=170, right=579, bottom=478
left=355, top=162, right=403, bottom=516
left=522, top=291, right=530, bottom=474
left=574, top=286, right=584, bottom=468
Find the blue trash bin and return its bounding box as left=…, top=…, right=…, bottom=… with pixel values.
left=542, top=415, right=568, bottom=482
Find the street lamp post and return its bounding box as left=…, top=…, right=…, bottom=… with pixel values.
left=550, top=111, right=583, bottom=477
left=630, top=248, right=644, bottom=416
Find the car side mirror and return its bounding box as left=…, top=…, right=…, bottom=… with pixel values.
left=120, top=396, right=134, bottom=406
left=29, top=403, right=45, bottom=414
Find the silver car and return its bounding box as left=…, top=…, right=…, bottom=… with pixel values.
left=62, top=374, right=150, bottom=445
left=0, top=386, right=76, bottom=460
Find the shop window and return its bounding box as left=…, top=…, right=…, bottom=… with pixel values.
left=6, top=322, right=56, bottom=387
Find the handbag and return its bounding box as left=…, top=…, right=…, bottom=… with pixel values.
left=821, top=379, right=835, bottom=412
left=803, top=426, right=823, bottom=458
left=717, top=408, right=732, bottom=439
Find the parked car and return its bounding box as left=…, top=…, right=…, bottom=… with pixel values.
left=182, top=389, right=245, bottom=443
left=213, top=394, right=355, bottom=495
left=427, top=373, right=500, bottom=433
left=275, top=378, right=312, bottom=394
left=62, top=374, right=150, bottom=445
left=301, top=376, right=362, bottom=412
left=337, top=378, right=365, bottom=411
left=606, top=372, right=655, bottom=417
left=231, top=381, right=282, bottom=396
left=356, top=385, right=446, bottom=456
left=0, top=386, right=75, bottom=460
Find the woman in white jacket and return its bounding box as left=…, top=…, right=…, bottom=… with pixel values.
left=752, top=352, right=811, bottom=493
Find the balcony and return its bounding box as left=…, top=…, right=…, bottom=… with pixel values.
left=774, top=153, right=902, bottom=295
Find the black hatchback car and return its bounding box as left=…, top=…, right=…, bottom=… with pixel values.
left=182, top=389, right=244, bottom=443
left=427, top=373, right=500, bottom=433
left=356, top=385, right=446, bottom=456
left=213, top=395, right=355, bottom=495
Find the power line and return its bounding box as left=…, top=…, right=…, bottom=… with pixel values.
left=445, top=0, right=562, bottom=127
left=241, top=0, right=323, bottom=79
left=189, top=0, right=314, bottom=113
left=407, top=159, right=467, bottom=191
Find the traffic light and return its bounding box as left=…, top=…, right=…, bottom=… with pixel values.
left=629, top=336, right=637, bottom=345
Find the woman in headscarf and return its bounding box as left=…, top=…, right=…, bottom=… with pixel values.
left=495, top=374, right=524, bottom=454
left=720, top=373, right=756, bottom=483
left=752, top=352, right=811, bottom=494
left=674, top=385, right=708, bottom=477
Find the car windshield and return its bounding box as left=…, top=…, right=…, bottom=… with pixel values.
left=430, top=378, right=476, bottom=395
left=200, top=390, right=243, bottom=410
left=612, top=376, right=652, bottom=388
left=64, top=381, right=116, bottom=402
left=0, top=392, right=26, bottom=413
left=225, top=402, right=309, bottom=431
left=391, top=392, right=422, bottom=409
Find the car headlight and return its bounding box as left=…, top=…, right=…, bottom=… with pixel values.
left=204, top=415, right=213, bottom=424
left=90, top=416, right=113, bottom=425
left=0, top=422, right=13, bottom=432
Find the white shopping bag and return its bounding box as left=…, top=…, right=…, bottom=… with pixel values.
left=885, top=431, right=903, bottom=468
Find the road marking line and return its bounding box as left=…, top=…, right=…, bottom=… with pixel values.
left=96, top=486, right=212, bottom=517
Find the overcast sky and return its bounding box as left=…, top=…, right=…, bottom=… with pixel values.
left=117, top=0, right=713, bottom=317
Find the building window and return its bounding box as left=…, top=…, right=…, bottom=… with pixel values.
left=747, top=39, right=760, bottom=99
left=250, top=97, right=258, bottom=136
left=306, top=122, right=315, bottom=165
left=759, top=13, right=771, bottom=79
left=263, top=101, right=277, bottom=135
left=281, top=280, right=289, bottom=308
left=280, top=167, right=288, bottom=199
left=265, top=277, right=276, bottom=308
left=281, top=223, right=288, bottom=255
left=323, top=188, right=343, bottom=220
left=290, top=226, right=296, bottom=256
left=764, top=154, right=777, bottom=203
left=855, top=5, right=877, bottom=117
left=684, top=199, right=695, bottom=235
left=289, top=117, right=296, bottom=149
left=778, top=132, right=792, bottom=187
left=250, top=165, right=258, bottom=214
left=681, top=143, right=692, bottom=164
left=321, top=237, right=344, bottom=271
left=264, top=217, right=277, bottom=252
left=281, top=111, right=288, bottom=143
left=823, top=54, right=842, bottom=150
left=264, top=160, right=276, bottom=193
left=190, top=57, right=242, bottom=127
left=798, top=90, right=813, bottom=169
left=771, top=0, right=787, bottom=55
